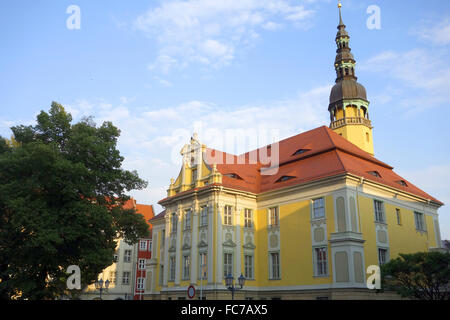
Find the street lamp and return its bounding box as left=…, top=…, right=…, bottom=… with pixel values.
left=225, top=274, right=246, bottom=300
left=95, top=278, right=110, bottom=300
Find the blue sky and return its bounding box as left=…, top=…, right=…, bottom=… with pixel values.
left=1, top=0, right=450, bottom=239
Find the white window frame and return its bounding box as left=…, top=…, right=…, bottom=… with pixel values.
left=244, top=254, right=254, bottom=279
left=269, top=252, right=280, bottom=280
left=224, top=205, right=233, bottom=226
left=374, top=200, right=385, bottom=223
left=182, top=255, right=190, bottom=280
left=396, top=208, right=402, bottom=225
left=137, top=277, right=145, bottom=290
left=159, top=265, right=164, bottom=286
left=200, top=206, right=208, bottom=226
left=414, top=212, right=426, bottom=231
left=123, top=250, right=132, bottom=263
left=171, top=213, right=178, bottom=233
left=122, top=271, right=130, bottom=285
left=378, top=248, right=389, bottom=266
left=223, top=252, right=233, bottom=278
left=244, top=209, right=253, bottom=228
left=169, top=256, right=176, bottom=281
left=139, top=240, right=147, bottom=251
left=184, top=209, right=191, bottom=230
left=314, top=247, right=328, bottom=276
left=148, top=240, right=152, bottom=252
left=313, top=198, right=325, bottom=219
left=199, top=252, right=207, bottom=279
left=269, top=207, right=279, bottom=227
left=138, top=258, right=146, bottom=270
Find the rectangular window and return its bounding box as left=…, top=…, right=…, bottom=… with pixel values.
left=224, top=205, right=233, bottom=226
left=200, top=206, right=208, bottom=226
left=184, top=209, right=191, bottom=230
left=396, top=208, right=402, bottom=225
left=148, top=240, right=152, bottom=252
left=315, top=247, right=328, bottom=276
left=124, top=250, right=132, bottom=263
left=223, top=253, right=233, bottom=278
left=270, top=252, right=280, bottom=279
left=269, top=207, right=279, bottom=227
left=138, top=258, right=145, bottom=270
left=171, top=214, right=178, bottom=233
left=109, top=271, right=117, bottom=284
left=169, top=256, right=176, bottom=281
left=161, top=230, right=165, bottom=246
left=374, top=200, right=385, bottom=223
left=313, top=198, right=325, bottom=219
left=139, top=240, right=147, bottom=251
left=244, top=209, right=253, bottom=228
left=199, top=252, right=207, bottom=279
left=122, top=272, right=130, bottom=285
left=192, top=168, right=197, bottom=184
left=244, top=255, right=254, bottom=279
left=414, top=212, right=426, bottom=231
left=378, top=248, right=388, bottom=266
left=159, top=265, right=164, bottom=285
left=137, top=277, right=145, bottom=290
left=182, top=255, right=190, bottom=280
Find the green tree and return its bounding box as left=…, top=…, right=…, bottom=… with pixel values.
left=381, top=251, right=450, bottom=300
left=0, top=102, right=150, bottom=300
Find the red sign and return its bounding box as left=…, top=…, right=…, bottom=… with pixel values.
left=187, top=285, right=195, bottom=299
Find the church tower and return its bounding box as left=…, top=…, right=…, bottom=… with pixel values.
left=329, top=2, right=374, bottom=156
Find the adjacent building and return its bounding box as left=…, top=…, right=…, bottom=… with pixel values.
left=144, top=4, right=444, bottom=300
left=80, top=199, right=154, bottom=300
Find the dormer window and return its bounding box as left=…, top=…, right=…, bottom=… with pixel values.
left=224, top=173, right=242, bottom=180
left=397, top=180, right=408, bottom=187
left=276, top=176, right=296, bottom=183
left=292, top=149, right=310, bottom=156
left=368, top=171, right=381, bottom=178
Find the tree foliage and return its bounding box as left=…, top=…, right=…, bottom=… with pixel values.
left=381, top=251, right=450, bottom=300
left=0, top=102, right=149, bottom=300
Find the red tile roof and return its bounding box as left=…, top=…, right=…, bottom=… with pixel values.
left=136, top=204, right=155, bottom=226
left=160, top=126, right=442, bottom=206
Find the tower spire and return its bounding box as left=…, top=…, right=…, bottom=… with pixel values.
left=338, top=1, right=344, bottom=26
left=328, top=1, right=374, bottom=156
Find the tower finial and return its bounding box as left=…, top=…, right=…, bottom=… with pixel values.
left=338, top=1, right=344, bottom=26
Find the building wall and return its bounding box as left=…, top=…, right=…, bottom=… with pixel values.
left=81, top=239, right=137, bottom=300
left=148, top=175, right=442, bottom=300
left=333, top=124, right=374, bottom=155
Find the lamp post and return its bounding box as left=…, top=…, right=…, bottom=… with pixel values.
left=225, top=274, right=245, bottom=300
left=95, top=278, right=110, bottom=300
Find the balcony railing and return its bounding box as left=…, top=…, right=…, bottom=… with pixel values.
left=330, top=117, right=372, bottom=129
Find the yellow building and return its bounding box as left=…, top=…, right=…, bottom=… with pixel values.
left=145, top=4, right=444, bottom=300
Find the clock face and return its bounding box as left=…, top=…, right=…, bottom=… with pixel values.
left=188, top=286, right=195, bottom=298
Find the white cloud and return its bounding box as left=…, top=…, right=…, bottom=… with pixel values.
left=135, top=0, right=315, bottom=73
left=360, top=49, right=450, bottom=114
left=153, top=76, right=173, bottom=87
left=414, top=17, right=450, bottom=46
left=64, top=84, right=330, bottom=211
